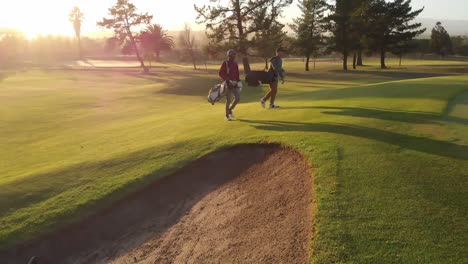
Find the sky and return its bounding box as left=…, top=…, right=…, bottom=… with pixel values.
left=0, top=0, right=467, bottom=39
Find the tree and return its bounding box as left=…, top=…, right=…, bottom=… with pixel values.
left=253, top=23, right=286, bottom=69
left=413, top=38, right=431, bottom=57
left=27, top=35, right=76, bottom=62
left=328, top=0, right=356, bottom=70
left=202, top=41, right=224, bottom=60
left=0, top=33, right=26, bottom=68
left=179, top=24, right=198, bottom=70
left=430, top=22, right=453, bottom=57
left=350, top=0, right=369, bottom=67
left=290, top=0, right=328, bottom=71
left=251, top=7, right=287, bottom=69
left=121, top=40, right=134, bottom=55
left=105, top=36, right=120, bottom=54
left=366, top=0, right=424, bottom=69
left=391, top=39, right=417, bottom=66
left=69, top=6, right=84, bottom=59
left=194, top=0, right=293, bottom=73
left=97, top=0, right=152, bottom=72
left=139, top=24, right=174, bottom=63
left=452, top=36, right=468, bottom=56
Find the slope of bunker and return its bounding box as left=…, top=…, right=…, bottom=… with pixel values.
left=3, top=144, right=313, bottom=264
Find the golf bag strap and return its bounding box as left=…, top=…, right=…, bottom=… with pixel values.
left=217, top=83, right=225, bottom=101
left=225, top=61, right=230, bottom=76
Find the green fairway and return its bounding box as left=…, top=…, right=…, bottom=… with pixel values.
left=1, top=59, right=467, bottom=263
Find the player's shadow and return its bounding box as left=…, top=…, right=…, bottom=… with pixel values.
left=328, top=70, right=450, bottom=79
left=282, top=106, right=468, bottom=125
left=239, top=119, right=468, bottom=160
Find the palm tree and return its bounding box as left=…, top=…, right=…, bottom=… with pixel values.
left=69, top=6, right=84, bottom=59
left=139, top=24, right=174, bottom=62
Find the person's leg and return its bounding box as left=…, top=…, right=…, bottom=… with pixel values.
left=229, top=88, right=241, bottom=112
left=270, top=81, right=278, bottom=105
left=262, top=85, right=273, bottom=102
left=225, top=90, right=232, bottom=118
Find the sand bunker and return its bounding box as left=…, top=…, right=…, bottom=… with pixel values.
left=3, top=144, right=313, bottom=264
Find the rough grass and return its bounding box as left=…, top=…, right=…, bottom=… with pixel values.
left=0, top=59, right=467, bottom=263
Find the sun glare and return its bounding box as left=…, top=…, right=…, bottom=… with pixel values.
left=0, top=1, right=72, bottom=39
left=0, top=0, right=204, bottom=39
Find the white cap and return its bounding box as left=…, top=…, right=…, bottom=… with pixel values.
left=227, top=49, right=237, bottom=57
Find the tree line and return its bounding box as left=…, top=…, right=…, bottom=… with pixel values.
left=331, top=0, right=426, bottom=70
left=194, top=0, right=467, bottom=71
left=1, top=0, right=467, bottom=71
left=195, top=0, right=426, bottom=71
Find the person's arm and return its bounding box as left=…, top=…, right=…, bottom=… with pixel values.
left=234, top=63, right=241, bottom=81
left=280, top=60, right=285, bottom=81
left=219, top=62, right=228, bottom=81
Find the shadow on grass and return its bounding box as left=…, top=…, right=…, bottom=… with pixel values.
left=157, top=76, right=266, bottom=103
left=0, top=139, right=223, bottom=251
left=239, top=119, right=468, bottom=160
left=283, top=106, right=468, bottom=126
left=285, top=81, right=468, bottom=102
left=443, top=91, right=468, bottom=117
left=329, top=70, right=450, bottom=79
left=431, top=67, right=468, bottom=74
left=158, top=76, right=218, bottom=96
left=0, top=139, right=194, bottom=220
left=286, top=71, right=392, bottom=83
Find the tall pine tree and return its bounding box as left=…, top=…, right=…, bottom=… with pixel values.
left=328, top=0, right=360, bottom=70
left=430, top=22, right=453, bottom=57
left=251, top=7, right=287, bottom=70
left=97, top=0, right=152, bottom=72
left=391, top=39, right=418, bottom=66
left=350, top=0, right=370, bottom=67
left=290, top=0, right=328, bottom=71
left=194, top=0, right=292, bottom=73
left=366, top=0, right=424, bottom=69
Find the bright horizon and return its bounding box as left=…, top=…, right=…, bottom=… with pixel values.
left=1, top=0, right=467, bottom=39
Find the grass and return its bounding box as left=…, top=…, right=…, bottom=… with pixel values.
left=1, top=59, right=467, bottom=263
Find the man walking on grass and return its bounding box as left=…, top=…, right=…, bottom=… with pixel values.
left=261, top=47, right=287, bottom=109
left=219, top=49, right=243, bottom=121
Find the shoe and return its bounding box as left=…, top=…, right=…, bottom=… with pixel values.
left=260, top=100, right=266, bottom=108
left=28, top=257, right=38, bottom=264
left=229, top=112, right=235, bottom=118
left=270, top=104, right=280, bottom=109
left=225, top=116, right=232, bottom=121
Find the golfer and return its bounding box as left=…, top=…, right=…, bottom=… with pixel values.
left=219, top=49, right=243, bottom=121
left=260, top=47, right=287, bottom=108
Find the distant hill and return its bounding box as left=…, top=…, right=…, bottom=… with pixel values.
left=416, top=18, right=468, bottom=37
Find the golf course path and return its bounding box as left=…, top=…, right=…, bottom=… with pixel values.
left=3, top=144, right=313, bottom=264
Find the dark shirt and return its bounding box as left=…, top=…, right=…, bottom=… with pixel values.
left=219, top=60, right=240, bottom=82
left=269, top=56, right=284, bottom=80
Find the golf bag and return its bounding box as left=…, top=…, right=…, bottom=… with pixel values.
left=207, top=81, right=243, bottom=105
left=207, top=82, right=228, bottom=105
left=208, top=60, right=231, bottom=105
left=245, top=70, right=275, bottom=87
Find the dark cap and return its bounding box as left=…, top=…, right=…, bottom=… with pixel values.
left=276, top=47, right=287, bottom=53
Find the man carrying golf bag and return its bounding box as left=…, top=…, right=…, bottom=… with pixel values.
left=260, top=47, right=287, bottom=109
left=219, top=49, right=243, bottom=121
